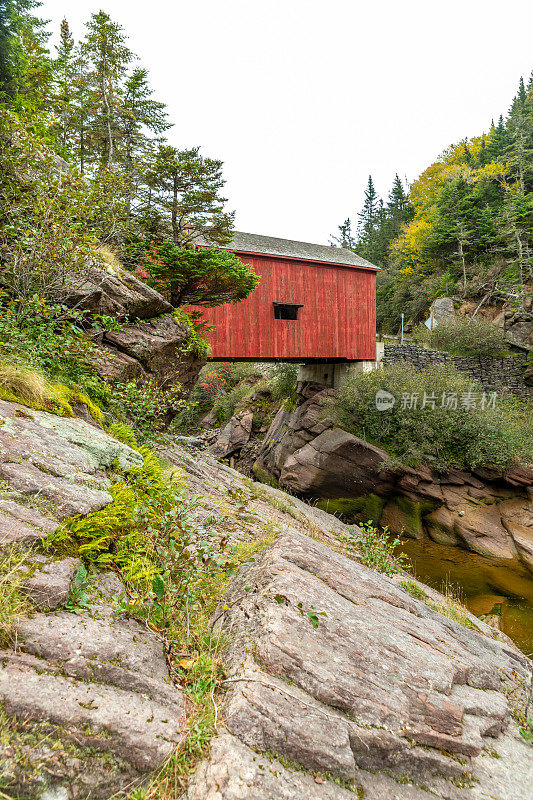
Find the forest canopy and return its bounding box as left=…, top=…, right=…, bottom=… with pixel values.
left=0, top=0, right=257, bottom=307
left=333, top=78, right=533, bottom=332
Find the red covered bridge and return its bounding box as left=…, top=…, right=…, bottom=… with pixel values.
left=193, top=231, right=379, bottom=366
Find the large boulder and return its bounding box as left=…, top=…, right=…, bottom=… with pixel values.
left=0, top=398, right=142, bottom=531
left=87, top=313, right=204, bottom=392
left=0, top=573, right=186, bottom=798
left=189, top=531, right=533, bottom=799
left=210, top=410, right=254, bottom=458
left=64, top=263, right=172, bottom=321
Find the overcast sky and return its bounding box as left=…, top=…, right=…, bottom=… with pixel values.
left=41, top=0, right=532, bottom=245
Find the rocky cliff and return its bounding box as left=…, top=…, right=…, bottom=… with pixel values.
left=0, top=396, right=531, bottom=799
left=252, top=383, right=533, bottom=574
left=66, top=258, right=204, bottom=394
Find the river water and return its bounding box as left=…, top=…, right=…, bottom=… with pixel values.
left=394, top=536, right=533, bottom=657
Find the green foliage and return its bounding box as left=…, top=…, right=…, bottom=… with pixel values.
left=65, top=564, right=92, bottom=614
left=143, top=144, right=234, bottom=249
left=400, top=578, right=427, bottom=600
left=347, top=520, right=407, bottom=576
left=355, top=78, right=533, bottom=331
left=111, top=377, right=192, bottom=439
left=333, top=363, right=533, bottom=471
left=142, top=241, right=259, bottom=308
left=0, top=294, right=116, bottom=419
left=413, top=316, right=508, bottom=357
left=269, top=362, right=298, bottom=403
left=172, top=308, right=210, bottom=359
left=211, top=381, right=252, bottom=425
left=106, top=421, right=138, bottom=448
left=0, top=0, right=51, bottom=110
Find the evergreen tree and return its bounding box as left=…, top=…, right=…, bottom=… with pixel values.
left=145, top=144, right=234, bottom=248
left=84, top=11, right=133, bottom=165
left=122, top=67, right=170, bottom=178
left=329, top=218, right=355, bottom=249
left=52, top=17, right=74, bottom=148
left=356, top=175, right=383, bottom=263
left=486, top=115, right=509, bottom=161
left=0, top=0, right=51, bottom=107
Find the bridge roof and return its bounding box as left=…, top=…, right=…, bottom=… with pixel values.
left=214, top=231, right=379, bottom=270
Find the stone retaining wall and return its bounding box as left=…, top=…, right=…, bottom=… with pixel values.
left=383, top=343, right=532, bottom=400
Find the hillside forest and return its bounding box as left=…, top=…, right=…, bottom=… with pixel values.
left=332, top=81, right=533, bottom=332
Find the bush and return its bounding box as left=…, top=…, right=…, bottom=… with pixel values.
left=414, top=315, right=508, bottom=357
left=111, top=378, right=192, bottom=439
left=269, top=363, right=298, bottom=403
left=347, top=521, right=407, bottom=576
left=0, top=112, right=130, bottom=300
left=333, top=363, right=532, bottom=471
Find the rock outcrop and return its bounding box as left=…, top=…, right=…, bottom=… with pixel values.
left=189, top=530, right=532, bottom=800
left=64, top=261, right=204, bottom=392
left=494, top=309, right=533, bottom=352
left=1, top=395, right=531, bottom=799
left=0, top=402, right=186, bottom=798
left=254, top=384, right=533, bottom=571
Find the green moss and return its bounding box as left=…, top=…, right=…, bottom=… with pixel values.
left=0, top=381, right=103, bottom=422
left=252, top=463, right=280, bottom=488
left=382, top=496, right=437, bottom=538
left=316, top=494, right=385, bottom=522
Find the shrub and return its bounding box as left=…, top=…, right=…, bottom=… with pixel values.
left=0, top=112, right=129, bottom=300
left=415, top=315, right=508, bottom=357
left=269, top=363, right=298, bottom=403
left=111, top=378, right=193, bottom=438
left=333, top=363, right=532, bottom=471
left=346, top=521, right=407, bottom=576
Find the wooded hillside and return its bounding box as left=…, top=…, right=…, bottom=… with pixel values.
left=333, top=79, right=533, bottom=332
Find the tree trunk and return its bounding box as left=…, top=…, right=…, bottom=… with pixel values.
left=171, top=173, right=178, bottom=244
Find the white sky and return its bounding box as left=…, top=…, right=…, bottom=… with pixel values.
left=40, top=0, right=533, bottom=245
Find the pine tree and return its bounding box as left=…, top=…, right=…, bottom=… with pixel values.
left=52, top=17, right=74, bottom=148
left=0, top=0, right=51, bottom=106
left=486, top=115, right=509, bottom=161
left=145, top=144, right=234, bottom=246
left=329, top=218, right=355, bottom=249
left=84, top=11, right=133, bottom=165
left=122, top=67, right=170, bottom=176
left=356, top=175, right=381, bottom=262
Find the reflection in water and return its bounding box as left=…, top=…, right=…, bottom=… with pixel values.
left=394, top=536, right=533, bottom=657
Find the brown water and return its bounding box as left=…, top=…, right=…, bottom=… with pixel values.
left=394, top=536, right=533, bottom=657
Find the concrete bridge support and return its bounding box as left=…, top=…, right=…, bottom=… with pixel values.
left=297, top=343, right=384, bottom=389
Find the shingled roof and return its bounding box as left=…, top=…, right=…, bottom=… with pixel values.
left=219, top=231, right=379, bottom=270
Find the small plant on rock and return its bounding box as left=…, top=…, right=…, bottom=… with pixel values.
left=348, top=521, right=407, bottom=576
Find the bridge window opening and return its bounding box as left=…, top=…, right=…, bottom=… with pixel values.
left=274, top=302, right=302, bottom=320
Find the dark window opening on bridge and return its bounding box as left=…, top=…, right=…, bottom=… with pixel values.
left=274, top=302, right=302, bottom=320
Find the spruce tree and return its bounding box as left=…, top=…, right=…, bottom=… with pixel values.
left=0, top=0, right=51, bottom=106
left=356, top=175, right=380, bottom=262
left=145, top=144, right=234, bottom=247
left=122, top=67, right=170, bottom=176
left=52, top=18, right=75, bottom=148
left=84, top=11, right=133, bottom=165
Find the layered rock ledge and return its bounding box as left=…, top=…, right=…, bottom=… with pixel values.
left=189, top=530, right=533, bottom=800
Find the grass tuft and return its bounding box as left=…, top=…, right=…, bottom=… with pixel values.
left=0, top=548, right=31, bottom=646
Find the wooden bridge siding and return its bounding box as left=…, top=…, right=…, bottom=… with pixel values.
left=193, top=254, right=376, bottom=360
